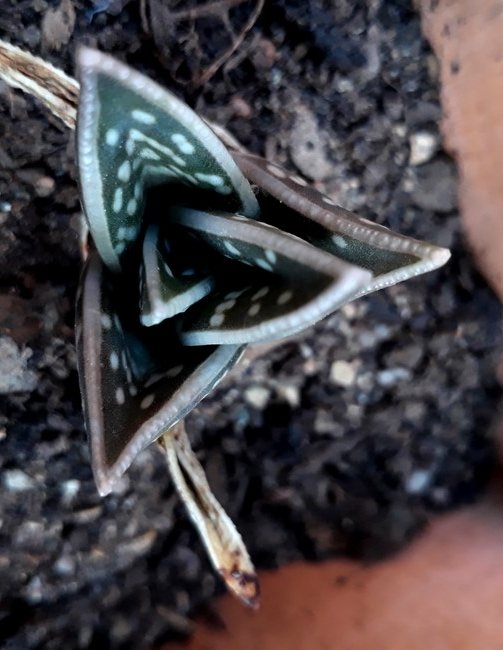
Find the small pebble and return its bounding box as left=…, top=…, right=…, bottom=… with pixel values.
left=330, top=360, right=357, bottom=387
left=406, top=468, right=434, bottom=495
left=244, top=385, right=271, bottom=409
left=61, top=479, right=80, bottom=503
left=35, top=175, right=55, bottom=197
left=409, top=131, right=438, bottom=165
left=276, top=383, right=300, bottom=407
left=376, top=367, right=412, bottom=387
left=3, top=469, right=34, bottom=492
left=230, top=96, right=252, bottom=119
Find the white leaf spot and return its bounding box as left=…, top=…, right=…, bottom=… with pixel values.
left=140, top=393, right=155, bottom=409
left=165, top=364, right=184, bottom=378
left=117, top=160, right=131, bottom=182
left=216, top=299, right=236, bottom=314
left=105, top=128, right=119, bottom=146
left=194, top=172, right=224, bottom=187
left=101, top=314, right=112, bottom=329
left=127, top=198, right=137, bottom=216
left=252, top=286, right=269, bottom=301
left=171, top=133, right=195, bottom=155
left=265, top=250, right=277, bottom=264
left=256, top=259, right=274, bottom=272
left=332, top=234, right=348, bottom=248
left=113, top=187, right=123, bottom=213
left=248, top=303, right=261, bottom=317
left=224, top=240, right=240, bottom=256
left=277, top=290, right=293, bottom=305
left=131, top=109, right=156, bottom=125
left=110, top=352, right=119, bottom=371
left=266, top=163, right=287, bottom=179
left=209, top=313, right=225, bottom=327
left=291, top=174, right=308, bottom=187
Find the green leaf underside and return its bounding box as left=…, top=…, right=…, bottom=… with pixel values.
left=169, top=207, right=371, bottom=345
left=140, top=224, right=215, bottom=327
left=233, top=152, right=450, bottom=293
left=77, top=48, right=258, bottom=272
left=76, top=253, right=244, bottom=495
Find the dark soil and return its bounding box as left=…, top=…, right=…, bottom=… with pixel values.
left=0, top=1, right=501, bottom=648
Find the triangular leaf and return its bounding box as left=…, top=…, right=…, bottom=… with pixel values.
left=232, top=152, right=451, bottom=296
left=168, top=207, right=371, bottom=345
left=76, top=252, right=244, bottom=495
left=140, top=224, right=215, bottom=327
left=76, top=47, right=258, bottom=272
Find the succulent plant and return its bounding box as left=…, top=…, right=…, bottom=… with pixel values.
left=75, top=47, right=450, bottom=496
left=0, top=41, right=450, bottom=605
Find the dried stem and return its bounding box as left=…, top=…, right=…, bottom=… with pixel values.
left=0, top=40, right=78, bottom=128
left=160, top=422, right=259, bottom=608
left=0, top=38, right=244, bottom=149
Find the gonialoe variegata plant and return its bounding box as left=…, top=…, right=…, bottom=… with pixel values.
left=0, top=42, right=450, bottom=606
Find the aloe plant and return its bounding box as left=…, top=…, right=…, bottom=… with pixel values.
left=0, top=42, right=450, bottom=606
left=76, top=46, right=449, bottom=491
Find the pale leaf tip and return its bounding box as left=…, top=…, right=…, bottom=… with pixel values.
left=431, top=246, right=451, bottom=269
left=95, top=475, right=114, bottom=497
left=77, top=45, right=102, bottom=68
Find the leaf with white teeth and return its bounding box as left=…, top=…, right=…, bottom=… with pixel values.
left=140, top=224, right=215, bottom=327
left=233, top=152, right=451, bottom=296
left=76, top=47, right=258, bottom=273
left=169, top=207, right=371, bottom=345
left=76, top=252, right=244, bottom=495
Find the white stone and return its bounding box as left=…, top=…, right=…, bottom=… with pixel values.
left=330, top=360, right=357, bottom=387
left=244, top=385, right=271, bottom=409
left=376, top=367, right=411, bottom=387
left=3, top=469, right=34, bottom=492
left=409, top=131, right=438, bottom=166
left=276, top=383, right=300, bottom=407
left=406, top=469, right=433, bottom=495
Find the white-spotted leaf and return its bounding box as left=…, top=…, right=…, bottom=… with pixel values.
left=169, top=207, right=371, bottom=344
left=140, top=224, right=215, bottom=327
left=233, top=152, right=451, bottom=297
left=76, top=47, right=258, bottom=272
left=76, top=253, right=244, bottom=495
